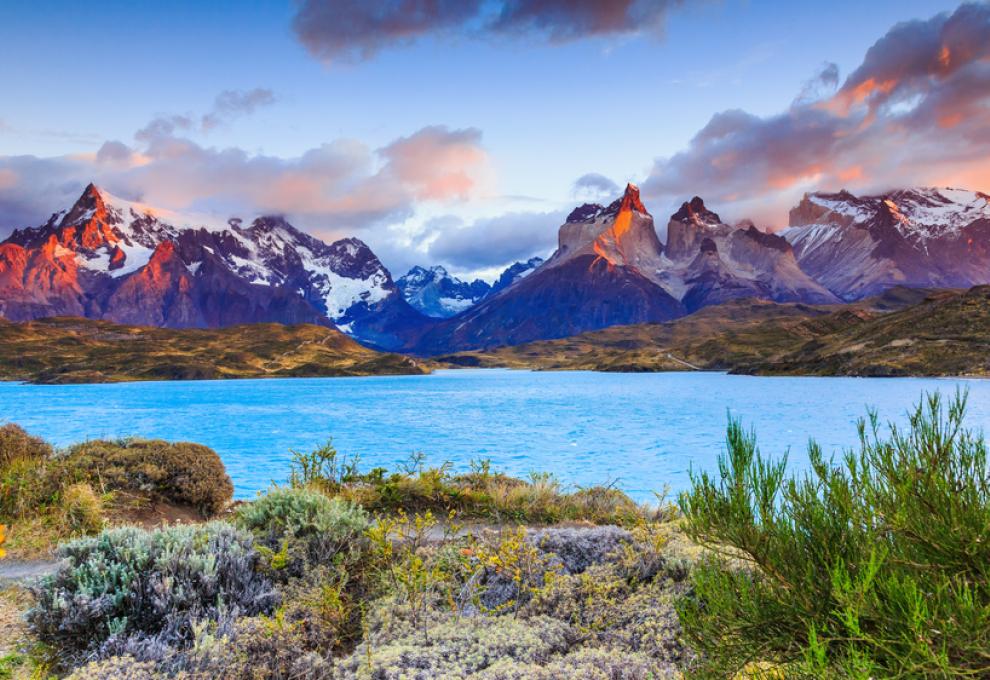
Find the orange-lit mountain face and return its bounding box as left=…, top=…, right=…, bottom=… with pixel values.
left=411, top=184, right=845, bottom=353
left=555, top=183, right=664, bottom=273
left=413, top=184, right=684, bottom=353
left=0, top=184, right=431, bottom=348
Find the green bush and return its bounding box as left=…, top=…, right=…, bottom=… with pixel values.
left=0, top=423, right=51, bottom=468
left=28, top=522, right=278, bottom=668
left=0, top=454, right=59, bottom=518
left=0, top=424, right=57, bottom=518
left=60, top=438, right=233, bottom=516
left=677, top=391, right=990, bottom=678
left=235, top=487, right=369, bottom=575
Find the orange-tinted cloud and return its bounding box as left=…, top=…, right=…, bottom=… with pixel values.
left=643, top=2, right=990, bottom=229
left=379, top=126, right=490, bottom=201
left=0, top=106, right=491, bottom=241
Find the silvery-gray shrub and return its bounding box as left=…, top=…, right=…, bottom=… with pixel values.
left=29, top=521, right=278, bottom=667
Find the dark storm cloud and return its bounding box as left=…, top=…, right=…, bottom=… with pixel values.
left=291, top=0, right=688, bottom=62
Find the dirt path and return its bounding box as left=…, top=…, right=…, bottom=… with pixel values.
left=665, top=353, right=704, bottom=370
left=0, top=560, right=58, bottom=585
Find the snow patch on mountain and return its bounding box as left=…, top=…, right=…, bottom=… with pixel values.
left=794, top=188, right=990, bottom=242
left=397, top=265, right=490, bottom=318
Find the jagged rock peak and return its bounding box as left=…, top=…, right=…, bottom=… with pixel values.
left=616, top=183, right=647, bottom=214
left=671, top=196, right=722, bottom=226
left=565, top=183, right=650, bottom=223
left=566, top=202, right=606, bottom=223
left=61, top=183, right=109, bottom=226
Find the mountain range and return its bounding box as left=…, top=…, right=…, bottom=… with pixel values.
left=395, top=257, right=543, bottom=318
left=1, top=182, right=988, bottom=355
left=0, top=184, right=424, bottom=350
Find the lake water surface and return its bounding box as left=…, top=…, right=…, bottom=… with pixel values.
left=0, top=370, right=987, bottom=502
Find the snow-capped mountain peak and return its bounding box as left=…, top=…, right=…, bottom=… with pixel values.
left=564, top=183, right=650, bottom=224
left=397, top=264, right=491, bottom=318
left=795, top=187, right=990, bottom=242
left=0, top=183, right=427, bottom=348
left=783, top=186, right=990, bottom=300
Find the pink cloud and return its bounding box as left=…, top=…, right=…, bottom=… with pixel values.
left=0, top=112, right=491, bottom=242
left=642, top=2, right=990, bottom=228
left=379, top=126, right=490, bottom=201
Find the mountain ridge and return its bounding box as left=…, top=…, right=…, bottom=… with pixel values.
left=0, top=184, right=431, bottom=349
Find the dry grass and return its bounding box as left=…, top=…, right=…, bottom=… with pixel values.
left=0, top=317, right=428, bottom=384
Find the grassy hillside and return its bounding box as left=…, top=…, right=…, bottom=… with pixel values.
left=746, top=285, right=990, bottom=376
left=0, top=317, right=428, bottom=383
left=435, top=286, right=990, bottom=376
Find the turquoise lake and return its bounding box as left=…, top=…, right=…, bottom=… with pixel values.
left=0, top=369, right=987, bottom=502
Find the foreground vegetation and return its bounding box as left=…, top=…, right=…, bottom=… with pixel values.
left=2, top=390, right=989, bottom=677
left=440, top=286, right=990, bottom=377
left=0, top=318, right=427, bottom=384
left=680, top=391, right=990, bottom=677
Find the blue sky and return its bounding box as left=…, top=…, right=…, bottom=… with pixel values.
left=0, top=0, right=984, bottom=279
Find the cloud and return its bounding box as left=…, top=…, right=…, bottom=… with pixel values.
left=136, top=88, right=275, bottom=142
left=793, top=62, right=839, bottom=105
left=291, top=0, right=687, bottom=62
left=379, top=126, right=490, bottom=201
left=573, top=172, right=620, bottom=201
left=832, top=3, right=990, bottom=114
left=201, top=89, right=276, bottom=131
left=642, top=2, right=990, bottom=228
left=0, top=96, right=492, bottom=252
left=422, top=209, right=563, bottom=270
left=491, top=0, right=680, bottom=41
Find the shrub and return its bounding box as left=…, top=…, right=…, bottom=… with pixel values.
left=477, top=647, right=671, bottom=680
left=179, top=613, right=331, bottom=680
left=60, top=482, right=104, bottom=535
left=236, top=487, right=369, bottom=575
left=65, top=655, right=159, bottom=680
left=459, top=525, right=637, bottom=614
left=28, top=522, right=278, bottom=667
left=335, top=614, right=574, bottom=679
left=527, top=525, right=632, bottom=574
left=0, top=455, right=58, bottom=518
left=677, top=391, right=990, bottom=678
left=60, top=439, right=233, bottom=516
left=0, top=423, right=51, bottom=469
left=0, top=424, right=57, bottom=518
left=286, top=441, right=653, bottom=526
